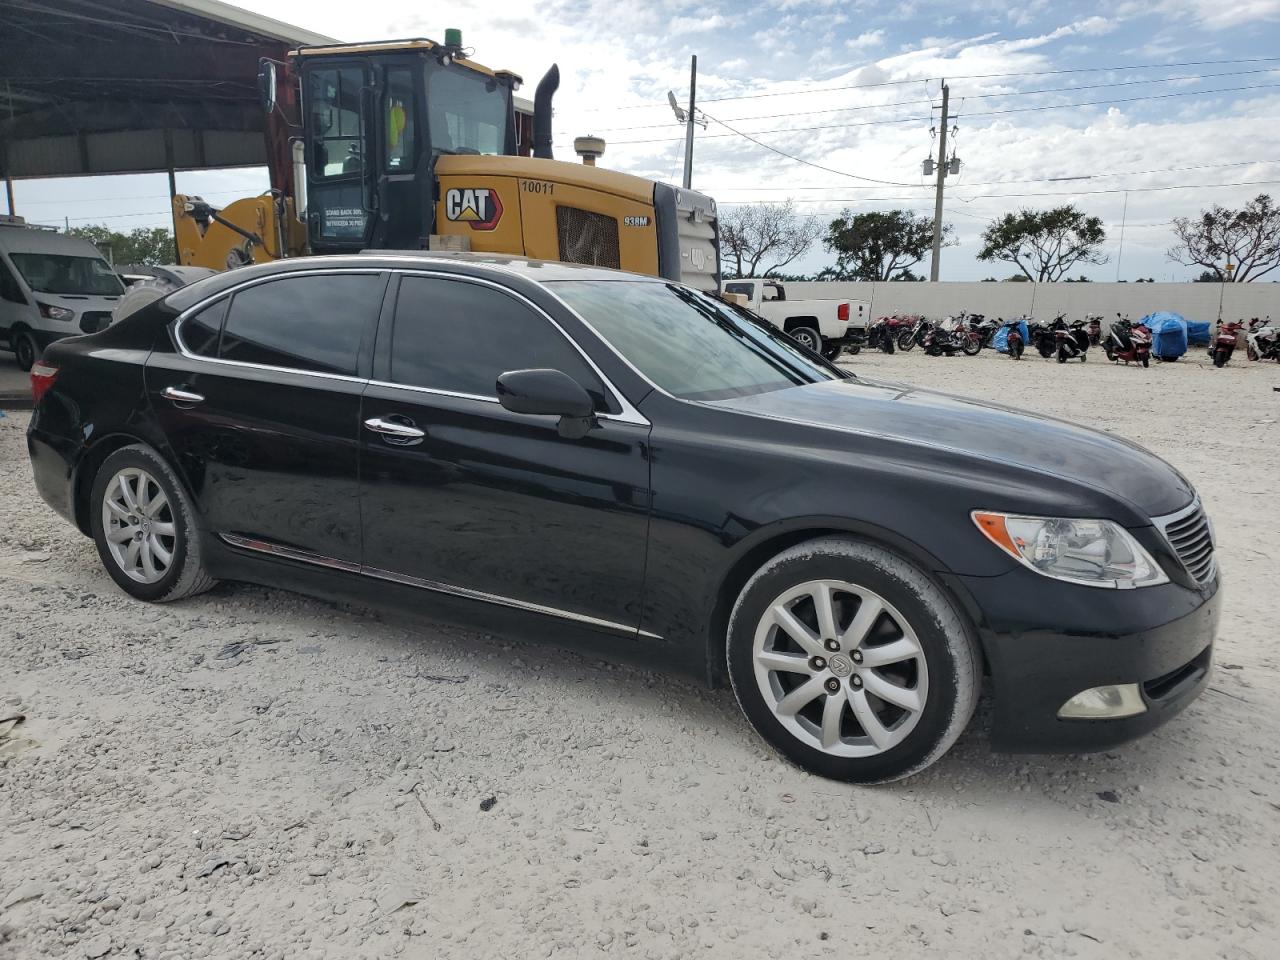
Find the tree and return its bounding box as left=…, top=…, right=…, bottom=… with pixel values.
left=977, top=205, right=1107, bottom=282
left=821, top=209, right=951, bottom=281
left=1168, top=194, right=1280, bottom=281
left=67, top=225, right=174, bottom=266
left=719, top=201, right=822, bottom=278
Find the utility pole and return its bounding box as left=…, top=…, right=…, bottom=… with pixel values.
left=929, top=80, right=950, bottom=282
left=682, top=55, right=697, bottom=189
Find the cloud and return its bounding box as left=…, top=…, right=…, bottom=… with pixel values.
left=1122, top=0, right=1280, bottom=28
left=844, top=29, right=886, bottom=52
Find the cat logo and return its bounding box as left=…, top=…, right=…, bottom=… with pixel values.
left=444, top=187, right=503, bottom=231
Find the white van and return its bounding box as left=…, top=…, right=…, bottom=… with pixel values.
left=0, top=217, right=125, bottom=371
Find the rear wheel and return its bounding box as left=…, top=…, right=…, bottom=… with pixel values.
left=1142, top=356, right=1150, bottom=368
left=726, top=538, right=980, bottom=783
left=12, top=330, right=38, bottom=372
left=90, top=445, right=216, bottom=602
left=821, top=343, right=842, bottom=361
left=1214, top=349, right=1228, bottom=368
left=789, top=326, right=822, bottom=354
left=1056, top=345, right=1068, bottom=364
left=1103, top=342, right=1115, bottom=362
left=1010, top=340, right=1023, bottom=360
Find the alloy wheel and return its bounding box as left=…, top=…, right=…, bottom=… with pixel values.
left=752, top=579, right=928, bottom=758
left=101, top=467, right=177, bottom=584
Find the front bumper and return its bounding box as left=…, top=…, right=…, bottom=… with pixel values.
left=957, top=567, right=1220, bottom=752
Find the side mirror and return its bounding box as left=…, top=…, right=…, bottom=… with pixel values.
left=496, top=368, right=597, bottom=439
left=258, top=60, right=277, bottom=115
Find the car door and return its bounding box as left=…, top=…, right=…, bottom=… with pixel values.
left=358, top=272, right=652, bottom=633
left=146, top=270, right=386, bottom=565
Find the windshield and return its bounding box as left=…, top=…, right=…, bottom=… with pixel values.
left=428, top=66, right=510, bottom=155
left=8, top=253, right=124, bottom=296
left=552, top=281, right=843, bottom=402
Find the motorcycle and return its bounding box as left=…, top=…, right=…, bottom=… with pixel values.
left=1051, top=314, right=1089, bottom=363
left=1084, top=313, right=1103, bottom=347
left=998, top=317, right=1026, bottom=360
left=896, top=316, right=933, bottom=352
left=1027, top=319, right=1056, bottom=358
left=1102, top=314, right=1151, bottom=367
left=923, top=314, right=982, bottom=357
left=865, top=317, right=897, bottom=354
left=1246, top=316, right=1279, bottom=362
left=1209, top=319, right=1246, bottom=368
left=966, top=313, right=998, bottom=351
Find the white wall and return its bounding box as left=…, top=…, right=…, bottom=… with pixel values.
left=779, top=281, right=1280, bottom=327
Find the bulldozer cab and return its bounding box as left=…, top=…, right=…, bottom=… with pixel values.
left=293, top=40, right=520, bottom=254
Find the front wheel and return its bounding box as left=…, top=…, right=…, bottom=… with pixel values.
left=726, top=538, right=981, bottom=783
left=1142, top=356, right=1150, bottom=368
left=961, top=335, right=982, bottom=357
left=1214, top=349, right=1229, bottom=368
left=789, top=326, right=822, bottom=354
left=12, top=331, right=38, bottom=372
left=897, top=331, right=917, bottom=351
left=90, top=445, right=216, bottom=602
left=1057, top=346, right=1068, bottom=364
left=1009, top=340, right=1023, bottom=360
left=821, top=343, right=842, bottom=361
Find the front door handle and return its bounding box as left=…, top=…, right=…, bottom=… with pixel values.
left=162, top=385, right=204, bottom=406
left=364, top=415, right=425, bottom=445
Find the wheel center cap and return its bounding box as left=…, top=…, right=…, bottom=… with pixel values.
left=828, top=653, right=854, bottom=678
left=140, top=518, right=152, bottom=534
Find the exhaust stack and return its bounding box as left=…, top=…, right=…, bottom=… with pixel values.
left=533, top=64, right=559, bottom=160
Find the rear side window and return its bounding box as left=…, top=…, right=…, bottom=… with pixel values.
left=220, top=274, right=382, bottom=375
left=182, top=299, right=228, bottom=357
left=390, top=276, right=612, bottom=411
left=0, top=259, right=26, bottom=304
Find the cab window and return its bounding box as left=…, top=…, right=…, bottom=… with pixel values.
left=384, top=68, right=417, bottom=171
left=723, top=282, right=754, bottom=299
left=309, top=66, right=365, bottom=178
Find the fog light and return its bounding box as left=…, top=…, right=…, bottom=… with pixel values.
left=1057, top=684, right=1147, bottom=720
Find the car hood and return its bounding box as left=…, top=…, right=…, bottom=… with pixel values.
left=707, top=376, right=1194, bottom=521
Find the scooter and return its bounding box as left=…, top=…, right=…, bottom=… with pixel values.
left=1246, top=316, right=1279, bottom=362
left=1027, top=319, right=1056, bottom=358
left=1102, top=314, right=1151, bottom=367
left=1209, top=319, right=1246, bottom=368
left=1051, top=314, right=1089, bottom=363
left=1084, top=314, right=1103, bottom=347
left=999, top=317, right=1025, bottom=360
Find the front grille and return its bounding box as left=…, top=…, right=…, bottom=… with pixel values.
left=1156, top=501, right=1216, bottom=583
left=79, top=311, right=112, bottom=334
left=556, top=206, right=621, bottom=269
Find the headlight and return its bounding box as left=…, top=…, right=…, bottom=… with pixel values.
left=38, top=302, right=75, bottom=322
left=972, top=511, right=1168, bottom=588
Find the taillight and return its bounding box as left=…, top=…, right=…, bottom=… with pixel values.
left=837, top=303, right=849, bottom=322
left=31, top=361, right=58, bottom=404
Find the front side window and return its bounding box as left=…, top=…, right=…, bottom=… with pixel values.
left=384, top=68, right=417, bottom=171
left=309, top=66, right=365, bottom=178
left=220, top=273, right=382, bottom=375
left=551, top=280, right=840, bottom=402
left=8, top=253, right=124, bottom=296
left=427, top=67, right=509, bottom=156
left=0, top=258, right=26, bottom=304
left=390, top=276, right=611, bottom=410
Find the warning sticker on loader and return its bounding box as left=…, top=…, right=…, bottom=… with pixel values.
left=444, top=188, right=504, bottom=230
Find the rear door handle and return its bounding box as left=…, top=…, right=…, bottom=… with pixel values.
left=162, top=385, right=204, bottom=406
left=364, top=416, right=425, bottom=445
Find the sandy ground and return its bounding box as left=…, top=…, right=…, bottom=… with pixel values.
left=2, top=346, right=1278, bottom=960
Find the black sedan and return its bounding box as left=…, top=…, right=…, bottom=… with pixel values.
left=26, top=254, right=1219, bottom=782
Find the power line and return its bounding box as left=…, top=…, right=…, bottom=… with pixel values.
left=956, top=82, right=1280, bottom=121
left=578, top=56, right=1280, bottom=112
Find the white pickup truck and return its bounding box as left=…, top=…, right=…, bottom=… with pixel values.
left=720, top=279, right=867, bottom=359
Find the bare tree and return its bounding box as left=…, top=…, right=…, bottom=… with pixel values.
left=1168, top=194, right=1280, bottom=281
left=720, top=201, right=822, bottom=278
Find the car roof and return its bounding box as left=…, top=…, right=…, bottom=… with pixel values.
left=163, top=251, right=663, bottom=313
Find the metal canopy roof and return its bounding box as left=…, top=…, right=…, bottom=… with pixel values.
left=0, top=0, right=337, bottom=180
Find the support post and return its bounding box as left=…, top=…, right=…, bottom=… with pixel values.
left=682, top=55, right=697, bottom=190
left=929, top=81, right=950, bottom=282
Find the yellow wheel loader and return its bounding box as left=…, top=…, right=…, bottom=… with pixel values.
left=172, top=32, right=720, bottom=291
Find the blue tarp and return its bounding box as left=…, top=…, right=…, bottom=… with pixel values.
left=1139, top=311, right=1189, bottom=360
left=1187, top=321, right=1211, bottom=346
left=992, top=319, right=1030, bottom=353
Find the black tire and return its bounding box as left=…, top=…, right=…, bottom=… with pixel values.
left=89, top=444, right=216, bottom=603
left=12, top=330, right=38, bottom=372
left=1056, top=346, right=1068, bottom=364
left=1010, top=340, right=1023, bottom=360
left=1213, top=350, right=1227, bottom=368
left=1080, top=349, right=1087, bottom=362
left=789, top=326, right=822, bottom=354
left=846, top=344, right=862, bottom=356
left=821, top=343, right=842, bottom=361
left=961, top=335, right=981, bottom=357
left=726, top=537, right=981, bottom=784
left=896, top=330, right=916, bottom=351
left=1142, top=356, right=1149, bottom=368
left=1103, top=343, right=1114, bottom=362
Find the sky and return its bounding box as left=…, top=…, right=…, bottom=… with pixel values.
left=10, top=0, right=1280, bottom=281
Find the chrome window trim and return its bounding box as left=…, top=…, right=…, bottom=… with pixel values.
left=219, top=532, right=661, bottom=640
left=170, top=265, right=650, bottom=426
